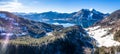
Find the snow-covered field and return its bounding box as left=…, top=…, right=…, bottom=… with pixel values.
left=85, top=26, right=120, bottom=47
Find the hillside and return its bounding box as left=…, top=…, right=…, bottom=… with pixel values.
left=86, top=9, right=120, bottom=54
left=0, top=11, right=63, bottom=39
left=0, top=25, right=95, bottom=54
left=93, top=9, right=120, bottom=42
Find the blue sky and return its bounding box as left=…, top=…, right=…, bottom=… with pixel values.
left=0, top=0, right=120, bottom=13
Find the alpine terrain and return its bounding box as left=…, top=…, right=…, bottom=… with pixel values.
left=0, top=9, right=120, bottom=54
left=0, top=11, right=95, bottom=54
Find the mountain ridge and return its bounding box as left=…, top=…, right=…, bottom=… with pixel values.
left=15, top=9, right=109, bottom=28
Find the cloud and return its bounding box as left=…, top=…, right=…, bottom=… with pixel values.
left=0, top=0, right=24, bottom=12
left=0, top=0, right=13, bottom=2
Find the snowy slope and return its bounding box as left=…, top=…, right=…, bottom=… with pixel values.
left=85, top=26, right=120, bottom=47
left=0, top=13, right=7, bottom=18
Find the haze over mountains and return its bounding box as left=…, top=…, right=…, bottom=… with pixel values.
left=16, top=9, right=109, bottom=28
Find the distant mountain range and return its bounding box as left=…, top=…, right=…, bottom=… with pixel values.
left=15, top=9, right=109, bottom=28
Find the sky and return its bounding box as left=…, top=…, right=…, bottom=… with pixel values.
left=0, top=0, right=120, bottom=13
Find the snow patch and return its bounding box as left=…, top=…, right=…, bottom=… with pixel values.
left=15, top=32, right=27, bottom=36
left=0, top=13, right=7, bottom=18
left=53, top=19, right=66, bottom=20
left=13, top=23, right=19, bottom=26
left=41, top=19, right=49, bottom=22
left=86, top=26, right=120, bottom=47
left=0, top=27, right=5, bottom=31
left=0, top=13, right=15, bottom=21
left=1, top=33, right=13, bottom=36
left=46, top=32, right=53, bottom=36
left=53, top=23, right=75, bottom=27
left=90, top=8, right=94, bottom=11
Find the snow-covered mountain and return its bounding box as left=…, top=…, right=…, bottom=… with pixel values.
left=15, top=9, right=109, bottom=28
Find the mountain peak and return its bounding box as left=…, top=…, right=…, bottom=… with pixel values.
left=90, top=8, right=94, bottom=11
left=90, top=8, right=96, bottom=11
left=81, top=9, right=89, bottom=11
left=79, top=8, right=96, bottom=12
